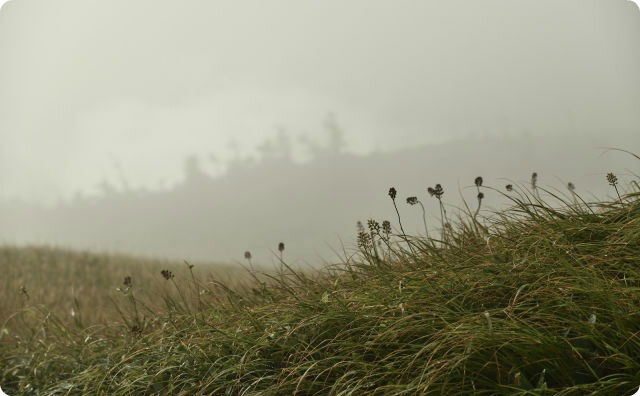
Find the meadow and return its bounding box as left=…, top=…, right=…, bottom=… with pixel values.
left=1, top=162, right=640, bottom=395
left=0, top=246, right=252, bottom=341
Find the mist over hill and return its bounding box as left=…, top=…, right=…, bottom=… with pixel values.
left=1, top=0, right=639, bottom=202
left=1, top=130, right=638, bottom=264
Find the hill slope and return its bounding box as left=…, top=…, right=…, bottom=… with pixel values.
left=2, top=182, right=640, bottom=394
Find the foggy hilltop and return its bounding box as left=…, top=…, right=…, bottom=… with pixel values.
left=1, top=127, right=639, bottom=265
left=4, top=1, right=640, bottom=393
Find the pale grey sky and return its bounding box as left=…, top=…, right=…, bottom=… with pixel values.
left=1, top=0, right=639, bottom=202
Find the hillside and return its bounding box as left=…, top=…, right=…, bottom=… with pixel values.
left=2, top=172, right=640, bottom=394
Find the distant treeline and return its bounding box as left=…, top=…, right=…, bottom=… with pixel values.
left=0, top=132, right=638, bottom=264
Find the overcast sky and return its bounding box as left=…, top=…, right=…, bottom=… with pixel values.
left=1, top=0, right=639, bottom=202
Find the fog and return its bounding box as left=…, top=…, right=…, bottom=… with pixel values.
left=0, top=0, right=639, bottom=263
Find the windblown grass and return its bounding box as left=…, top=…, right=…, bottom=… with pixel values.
left=1, top=177, right=640, bottom=394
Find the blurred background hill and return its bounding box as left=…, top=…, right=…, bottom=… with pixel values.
left=1, top=127, right=638, bottom=263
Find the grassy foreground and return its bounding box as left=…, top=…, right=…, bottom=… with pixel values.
left=2, top=180, right=640, bottom=394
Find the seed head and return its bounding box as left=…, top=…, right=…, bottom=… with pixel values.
left=567, top=182, right=575, bottom=192
left=477, top=192, right=484, bottom=200
left=357, top=231, right=372, bottom=249
left=607, top=172, right=618, bottom=186
left=506, top=184, right=513, bottom=192
left=428, top=185, right=444, bottom=198
left=406, top=196, right=418, bottom=205
left=388, top=187, right=397, bottom=200
left=123, top=276, right=132, bottom=287
left=356, top=221, right=365, bottom=233
left=531, top=172, right=538, bottom=189
left=382, top=220, right=391, bottom=236
left=474, top=176, right=483, bottom=187
left=160, top=269, right=174, bottom=280
left=244, top=251, right=252, bottom=260
left=278, top=242, right=285, bottom=252
left=433, top=184, right=444, bottom=198
left=367, top=219, right=380, bottom=233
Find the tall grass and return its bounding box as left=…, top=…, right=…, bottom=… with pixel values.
left=0, top=247, right=250, bottom=339
left=1, top=170, right=640, bottom=395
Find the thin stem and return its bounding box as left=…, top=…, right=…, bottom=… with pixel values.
left=614, top=185, right=622, bottom=204
left=128, top=291, right=140, bottom=327
left=370, top=231, right=380, bottom=261
left=171, top=278, right=190, bottom=313
left=392, top=198, right=415, bottom=253
left=186, top=262, right=204, bottom=312
left=418, top=201, right=429, bottom=237
left=474, top=186, right=482, bottom=220
left=392, top=199, right=407, bottom=237
left=246, top=258, right=253, bottom=271
left=441, top=201, right=450, bottom=225
left=437, top=198, right=448, bottom=243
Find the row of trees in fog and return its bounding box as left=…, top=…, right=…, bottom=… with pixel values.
left=1, top=128, right=638, bottom=264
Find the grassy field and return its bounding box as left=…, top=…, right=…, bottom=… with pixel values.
left=2, top=171, right=640, bottom=395
left=0, top=246, right=252, bottom=339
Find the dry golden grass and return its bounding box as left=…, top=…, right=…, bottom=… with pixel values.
left=0, top=245, right=250, bottom=337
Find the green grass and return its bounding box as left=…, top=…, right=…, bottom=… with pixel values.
left=2, top=178, right=640, bottom=395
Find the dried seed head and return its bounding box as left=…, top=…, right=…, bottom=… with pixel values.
left=427, top=187, right=435, bottom=196
left=433, top=184, right=444, bottom=198
left=357, top=231, right=372, bottom=249
left=382, top=220, right=391, bottom=235
left=244, top=251, right=252, bottom=260
left=123, top=276, right=132, bottom=287
left=278, top=242, right=285, bottom=252
left=19, top=285, right=29, bottom=299
left=160, top=269, right=174, bottom=280
left=367, top=219, right=380, bottom=233
left=474, top=176, right=483, bottom=187
left=607, top=172, right=618, bottom=186
left=406, top=196, right=418, bottom=205
left=477, top=192, right=484, bottom=200
left=356, top=221, right=365, bottom=233
left=388, top=187, right=397, bottom=200
left=531, top=172, right=538, bottom=189
left=567, top=182, right=575, bottom=192
left=506, top=184, right=513, bottom=192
